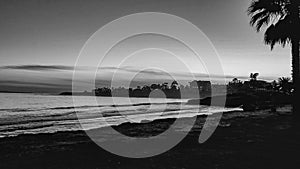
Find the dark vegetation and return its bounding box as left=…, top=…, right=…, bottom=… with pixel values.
left=60, top=73, right=293, bottom=111
left=61, top=80, right=212, bottom=99
left=92, top=80, right=212, bottom=99
left=187, top=73, right=293, bottom=111
left=247, top=0, right=300, bottom=115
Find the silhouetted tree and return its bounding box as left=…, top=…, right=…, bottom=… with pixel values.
left=161, top=83, right=169, bottom=90
left=94, top=87, right=112, bottom=96
left=142, top=85, right=151, bottom=97
left=250, top=73, right=259, bottom=81
left=228, top=78, right=244, bottom=94
left=150, top=84, right=160, bottom=90
left=278, top=77, right=293, bottom=93
left=248, top=0, right=300, bottom=113
left=271, top=80, right=279, bottom=91
left=171, top=80, right=179, bottom=89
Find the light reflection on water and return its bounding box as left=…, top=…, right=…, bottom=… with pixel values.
left=0, top=93, right=241, bottom=138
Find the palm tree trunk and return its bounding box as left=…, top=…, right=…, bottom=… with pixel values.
left=291, top=38, right=300, bottom=124
left=291, top=0, right=300, bottom=126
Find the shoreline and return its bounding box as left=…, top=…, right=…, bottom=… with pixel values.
left=1, top=105, right=299, bottom=169
left=0, top=106, right=242, bottom=139
left=0, top=104, right=286, bottom=139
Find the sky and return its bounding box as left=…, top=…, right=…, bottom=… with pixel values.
left=0, top=0, right=292, bottom=93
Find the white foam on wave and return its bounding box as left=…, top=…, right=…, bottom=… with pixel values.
left=0, top=93, right=242, bottom=138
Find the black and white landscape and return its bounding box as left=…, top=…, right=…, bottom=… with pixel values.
left=0, top=0, right=299, bottom=169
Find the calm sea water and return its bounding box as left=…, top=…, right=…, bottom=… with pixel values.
left=0, top=93, right=241, bottom=138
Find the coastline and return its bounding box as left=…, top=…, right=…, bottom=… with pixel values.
left=1, top=105, right=299, bottom=169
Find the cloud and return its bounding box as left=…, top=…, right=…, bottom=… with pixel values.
left=0, top=80, right=69, bottom=88
left=0, top=65, right=75, bottom=71
left=98, top=66, right=244, bottom=80
left=99, top=66, right=172, bottom=76
left=0, top=64, right=249, bottom=81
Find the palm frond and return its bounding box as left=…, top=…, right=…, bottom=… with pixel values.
left=264, top=18, right=291, bottom=49
left=248, top=0, right=297, bottom=49
left=248, top=0, right=287, bottom=32
left=256, top=15, right=271, bottom=31
left=250, top=10, right=269, bottom=26
left=248, top=0, right=285, bottom=15
left=278, top=77, right=291, bottom=83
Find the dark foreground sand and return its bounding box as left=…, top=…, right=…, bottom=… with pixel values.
left=0, top=106, right=299, bottom=169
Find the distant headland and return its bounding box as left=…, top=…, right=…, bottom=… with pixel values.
left=60, top=73, right=293, bottom=111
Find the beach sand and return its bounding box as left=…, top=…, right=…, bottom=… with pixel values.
left=0, top=106, right=299, bottom=169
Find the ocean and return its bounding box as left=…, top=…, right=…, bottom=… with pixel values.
left=0, top=93, right=241, bottom=138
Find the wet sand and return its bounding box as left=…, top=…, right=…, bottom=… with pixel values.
left=0, top=106, right=299, bottom=169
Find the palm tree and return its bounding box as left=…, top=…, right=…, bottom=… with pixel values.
left=278, top=77, right=291, bottom=84
left=278, top=77, right=293, bottom=93
left=250, top=73, right=259, bottom=81
left=247, top=0, right=300, bottom=113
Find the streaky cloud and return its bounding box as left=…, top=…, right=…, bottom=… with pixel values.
left=0, top=65, right=75, bottom=71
